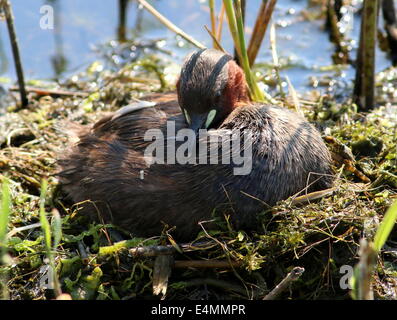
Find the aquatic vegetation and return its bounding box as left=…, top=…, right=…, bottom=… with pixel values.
left=0, top=0, right=396, bottom=301
left=0, top=48, right=396, bottom=299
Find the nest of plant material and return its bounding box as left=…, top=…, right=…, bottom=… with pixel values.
left=0, top=54, right=396, bottom=300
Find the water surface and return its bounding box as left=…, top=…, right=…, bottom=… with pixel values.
left=0, top=0, right=392, bottom=92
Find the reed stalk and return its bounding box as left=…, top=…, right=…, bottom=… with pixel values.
left=208, top=0, right=219, bottom=49
left=117, top=0, right=129, bottom=42
left=247, top=0, right=277, bottom=66
left=216, top=3, right=225, bottom=42
left=1, top=0, right=28, bottom=107
left=233, top=0, right=245, bottom=64
left=223, top=0, right=266, bottom=102
left=353, top=0, right=379, bottom=111
left=135, top=0, right=205, bottom=49
left=204, top=26, right=226, bottom=53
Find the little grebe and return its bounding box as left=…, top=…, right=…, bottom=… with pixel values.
left=59, top=49, right=334, bottom=240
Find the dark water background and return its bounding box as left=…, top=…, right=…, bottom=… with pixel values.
left=0, top=0, right=392, bottom=92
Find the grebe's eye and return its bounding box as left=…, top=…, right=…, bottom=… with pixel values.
left=183, top=109, right=191, bottom=125
left=205, top=109, right=217, bottom=129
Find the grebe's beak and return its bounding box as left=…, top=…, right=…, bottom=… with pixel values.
left=189, top=109, right=218, bottom=135
left=189, top=113, right=208, bottom=136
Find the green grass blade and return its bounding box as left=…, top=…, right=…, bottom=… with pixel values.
left=373, top=200, right=397, bottom=252
left=223, top=0, right=240, bottom=56
left=235, top=1, right=264, bottom=101
left=223, top=0, right=266, bottom=102
left=39, top=180, right=52, bottom=253
left=0, top=178, right=11, bottom=300
left=0, top=178, right=11, bottom=256
left=39, top=180, right=63, bottom=297
left=350, top=201, right=397, bottom=299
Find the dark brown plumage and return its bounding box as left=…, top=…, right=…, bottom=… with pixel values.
left=58, top=49, right=334, bottom=240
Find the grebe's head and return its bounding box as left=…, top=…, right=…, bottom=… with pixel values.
left=176, top=49, right=249, bottom=133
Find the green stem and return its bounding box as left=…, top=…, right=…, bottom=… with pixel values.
left=223, top=0, right=266, bottom=102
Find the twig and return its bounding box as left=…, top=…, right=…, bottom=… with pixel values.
left=352, top=239, right=376, bottom=300
left=342, top=159, right=371, bottom=183
left=173, top=259, right=241, bottom=269
left=117, top=76, right=161, bottom=84
left=9, top=86, right=89, bottom=98
left=129, top=243, right=242, bottom=270
left=128, top=240, right=217, bottom=257
left=130, top=244, right=175, bottom=257
left=1, top=0, right=28, bottom=107
left=263, top=267, right=305, bottom=300
left=7, top=222, right=41, bottom=238
left=135, top=0, right=205, bottom=49
left=285, top=76, right=302, bottom=115
left=290, top=188, right=336, bottom=206
left=153, top=255, right=173, bottom=296
left=204, top=25, right=226, bottom=53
